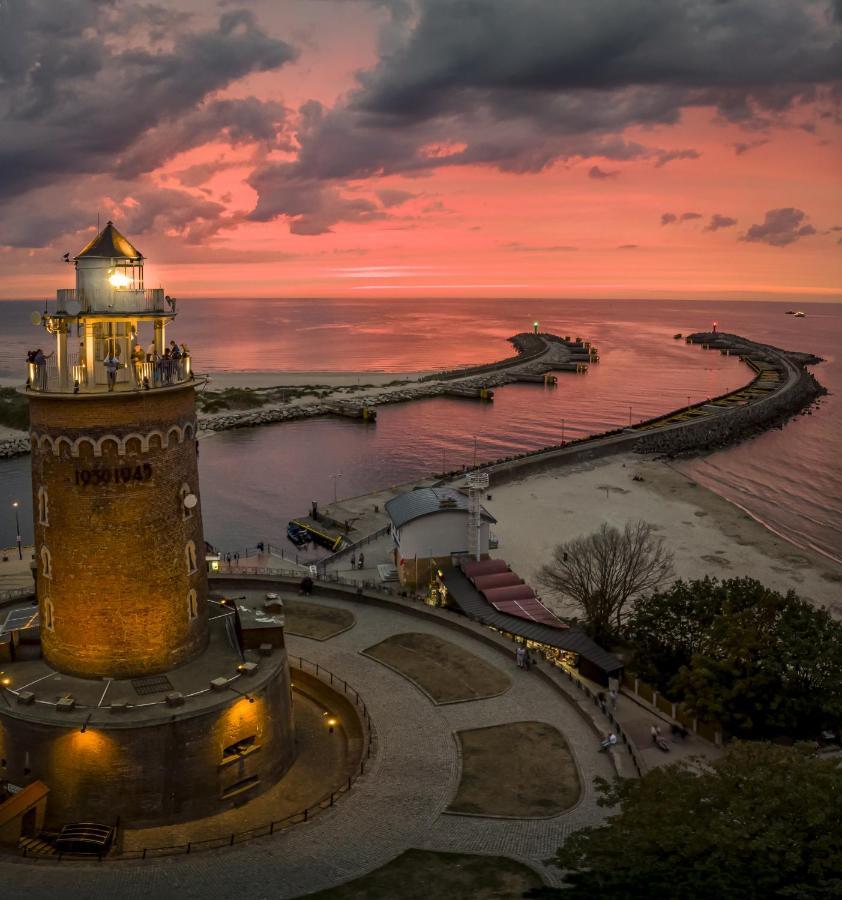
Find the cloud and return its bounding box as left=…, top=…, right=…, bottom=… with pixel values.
left=247, top=169, right=387, bottom=234
left=588, top=165, right=619, bottom=179
left=653, top=149, right=701, bottom=167
left=248, top=0, right=842, bottom=232
left=0, top=3, right=296, bottom=205
left=740, top=208, right=816, bottom=246
left=377, top=188, right=417, bottom=207
left=705, top=213, right=738, bottom=232
left=617, top=243, right=638, bottom=249
left=503, top=242, right=578, bottom=252
left=662, top=211, right=702, bottom=225
left=733, top=138, right=771, bottom=155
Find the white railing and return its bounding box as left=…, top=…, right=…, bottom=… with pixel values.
left=56, top=288, right=166, bottom=314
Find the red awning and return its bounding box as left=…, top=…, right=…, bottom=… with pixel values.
left=482, top=584, right=536, bottom=604
left=472, top=572, right=523, bottom=591
left=461, top=558, right=509, bottom=578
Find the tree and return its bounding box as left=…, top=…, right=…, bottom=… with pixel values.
left=529, top=742, right=842, bottom=899
left=537, top=521, right=673, bottom=644
left=626, top=577, right=842, bottom=738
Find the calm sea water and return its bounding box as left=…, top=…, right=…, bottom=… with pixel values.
left=1, top=298, right=839, bottom=563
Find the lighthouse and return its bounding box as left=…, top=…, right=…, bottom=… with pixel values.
left=27, top=221, right=207, bottom=677
left=0, top=223, right=295, bottom=829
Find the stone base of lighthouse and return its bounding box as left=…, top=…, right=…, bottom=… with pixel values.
left=0, top=616, right=296, bottom=827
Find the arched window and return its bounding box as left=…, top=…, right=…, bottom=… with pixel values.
left=38, top=486, right=49, bottom=526
left=187, top=588, right=198, bottom=621
left=185, top=540, right=197, bottom=576
left=43, top=598, right=55, bottom=631
left=180, top=483, right=193, bottom=520
left=41, top=546, right=52, bottom=579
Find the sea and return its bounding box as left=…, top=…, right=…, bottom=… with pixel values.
left=1, top=298, right=839, bottom=564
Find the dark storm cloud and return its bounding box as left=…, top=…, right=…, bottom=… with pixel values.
left=680, top=212, right=702, bottom=221
left=354, top=0, right=840, bottom=123
left=705, top=214, right=738, bottom=232
left=661, top=213, right=678, bottom=225
left=0, top=1, right=296, bottom=209
left=588, top=166, right=619, bottom=179
left=741, top=208, right=816, bottom=246
left=247, top=0, right=838, bottom=232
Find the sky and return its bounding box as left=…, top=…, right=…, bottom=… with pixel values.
left=0, top=0, right=840, bottom=301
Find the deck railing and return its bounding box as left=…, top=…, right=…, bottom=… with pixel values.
left=26, top=355, right=193, bottom=394
left=56, top=288, right=166, bottom=314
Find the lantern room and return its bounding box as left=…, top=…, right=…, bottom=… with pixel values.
left=26, top=221, right=188, bottom=393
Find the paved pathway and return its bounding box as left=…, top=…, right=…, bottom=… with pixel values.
left=1, top=591, right=613, bottom=899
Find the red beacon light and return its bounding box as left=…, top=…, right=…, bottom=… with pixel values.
left=712, top=321, right=718, bottom=333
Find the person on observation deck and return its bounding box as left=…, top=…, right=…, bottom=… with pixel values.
left=103, top=352, right=120, bottom=392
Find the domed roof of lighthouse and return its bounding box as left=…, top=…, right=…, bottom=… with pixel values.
left=74, top=221, right=144, bottom=260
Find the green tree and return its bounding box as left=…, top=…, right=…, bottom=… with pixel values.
left=530, top=743, right=842, bottom=900
left=626, top=577, right=842, bottom=738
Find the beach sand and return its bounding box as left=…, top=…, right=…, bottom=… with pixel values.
left=485, top=453, right=842, bottom=619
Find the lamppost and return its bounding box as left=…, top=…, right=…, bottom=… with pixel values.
left=561, top=418, right=565, bottom=444
left=473, top=434, right=478, bottom=468
left=628, top=405, right=633, bottom=427
left=329, top=473, right=342, bottom=504
left=12, top=501, right=21, bottom=560
left=441, top=448, right=446, bottom=476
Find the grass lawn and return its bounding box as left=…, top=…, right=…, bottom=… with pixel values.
left=283, top=600, right=356, bottom=640
left=362, top=632, right=510, bottom=703
left=449, top=721, right=580, bottom=817
left=308, top=849, right=543, bottom=899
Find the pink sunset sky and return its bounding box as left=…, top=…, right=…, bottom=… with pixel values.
left=0, top=0, right=840, bottom=301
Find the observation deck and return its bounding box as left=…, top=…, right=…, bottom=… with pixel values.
left=24, top=356, right=196, bottom=395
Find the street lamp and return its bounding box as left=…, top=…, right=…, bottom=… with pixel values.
left=473, top=434, right=478, bottom=468
left=561, top=418, right=565, bottom=444
left=12, top=501, right=21, bottom=560
left=329, top=473, right=342, bottom=504
left=628, top=405, right=633, bottom=427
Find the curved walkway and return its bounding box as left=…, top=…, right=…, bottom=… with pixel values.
left=1, top=590, right=613, bottom=899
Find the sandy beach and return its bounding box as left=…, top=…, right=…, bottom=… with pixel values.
left=485, top=453, right=842, bottom=619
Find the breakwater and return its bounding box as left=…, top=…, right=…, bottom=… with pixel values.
left=448, top=332, right=825, bottom=487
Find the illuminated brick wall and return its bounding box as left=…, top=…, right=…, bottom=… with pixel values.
left=0, top=659, right=295, bottom=826
left=28, top=387, right=209, bottom=678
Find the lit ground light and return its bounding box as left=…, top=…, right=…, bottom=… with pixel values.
left=361, top=632, right=510, bottom=704
left=307, top=849, right=544, bottom=899
left=449, top=721, right=580, bottom=817
left=283, top=600, right=356, bottom=640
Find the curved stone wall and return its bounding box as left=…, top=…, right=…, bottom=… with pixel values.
left=0, top=656, right=295, bottom=827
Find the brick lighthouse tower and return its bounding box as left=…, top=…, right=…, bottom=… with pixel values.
left=0, top=223, right=295, bottom=829
left=28, top=222, right=208, bottom=677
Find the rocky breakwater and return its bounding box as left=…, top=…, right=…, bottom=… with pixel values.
left=0, top=433, right=29, bottom=459
left=634, top=332, right=827, bottom=457
left=199, top=334, right=572, bottom=434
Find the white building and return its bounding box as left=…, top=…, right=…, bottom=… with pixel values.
left=385, top=487, right=496, bottom=587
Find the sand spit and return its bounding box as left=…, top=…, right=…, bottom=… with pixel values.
left=487, top=453, right=842, bottom=619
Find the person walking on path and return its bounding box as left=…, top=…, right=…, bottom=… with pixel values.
left=358, top=552, right=365, bottom=570
left=516, top=645, right=526, bottom=669
left=350, top=553, right=356, bottom=570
